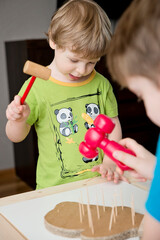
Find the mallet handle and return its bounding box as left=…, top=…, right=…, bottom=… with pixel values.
left=21, top=76, right=36, bottom=104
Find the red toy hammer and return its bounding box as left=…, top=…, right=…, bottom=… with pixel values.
left=79, top=114, right=136, bottom=171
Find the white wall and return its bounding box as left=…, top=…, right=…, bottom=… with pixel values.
left=0, top=0, right=57, bottom=170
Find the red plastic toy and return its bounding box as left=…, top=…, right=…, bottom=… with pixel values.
left=79, top=114, right=136, bottom=171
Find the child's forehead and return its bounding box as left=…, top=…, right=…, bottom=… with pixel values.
left=64, top=48, right=100, bottom=62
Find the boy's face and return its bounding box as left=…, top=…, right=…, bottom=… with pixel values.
left=52, top=45, right=100, bottom=82
left=127, top=75, right=160, bottom=127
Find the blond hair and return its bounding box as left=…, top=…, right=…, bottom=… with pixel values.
left=47, top=0, right=112, bottom=59
left=107, top=0, right=160, bottom=87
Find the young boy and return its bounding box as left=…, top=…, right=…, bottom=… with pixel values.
left=6, top=0, right=123, bottom=190
left=107, top=0, right=160, bottom=239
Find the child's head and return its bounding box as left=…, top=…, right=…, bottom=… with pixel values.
left=107, top=0, right=160, bottom=87
left=107, top=0, right=160, bottom=126
left=47, top=0, right=112, bottom=60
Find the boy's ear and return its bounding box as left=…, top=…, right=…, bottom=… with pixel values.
left=49, top=39, right=56, bottom=50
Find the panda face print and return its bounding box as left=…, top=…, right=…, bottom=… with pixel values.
left=55, top=108, right=73, bottom=124
left=54, top=107, right=78, bottom=137
left=60, top=111, right=73, bottom=121
left=85, top=103, right=100, bottom=120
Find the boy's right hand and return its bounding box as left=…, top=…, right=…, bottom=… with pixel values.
left=6, top=95, right=30, bottom=122
left=113, top=138, right=156, bottom=180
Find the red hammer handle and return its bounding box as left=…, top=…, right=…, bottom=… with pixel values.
left=21, top=76, right=36, bottom=104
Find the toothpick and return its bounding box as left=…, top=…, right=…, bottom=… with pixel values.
left=96, top=193, right=100, bottom=219
left=131, top=194, right=135, bottom=217
left=80, top=191, right=85, bottom=216
left=78, top=200, right=82, bottom=223
left=87, top=203, right=91, bottom=228
left=114, top=192, right=118, bottom=216
left=112, top=199, right=116, bottom=223
left=86, top=186, right=90, bottom=204
left=113, top=205, right=116, bottom=223
left=87, top=203, right=94, bottom=234
left=131, top=194, right=135, bottom=226
left=120, top=188, right=124, bottom=210
left=131, top=206, right=135, bottom=226
left=101, top=188, right=105, bottom=212
left=109, top=206, right=114, bottom=231
left=86, top=187, right=94, bottom=234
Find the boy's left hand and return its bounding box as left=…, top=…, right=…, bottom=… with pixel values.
left=91, top=155, right=129, bottom=183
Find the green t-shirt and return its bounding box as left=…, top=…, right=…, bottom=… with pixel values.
left=19, top=70, right=118, bottom=189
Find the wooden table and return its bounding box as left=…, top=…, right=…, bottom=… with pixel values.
left=0, top=176, right=150, bottom=240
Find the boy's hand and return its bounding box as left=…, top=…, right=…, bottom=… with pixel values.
left=6, top=95, right=31, bottom=142
left=91, top=155, right=129, bottom=183
left=113, top=138, right=156, bottom=180
left=6, top=95, right=30, bottom=122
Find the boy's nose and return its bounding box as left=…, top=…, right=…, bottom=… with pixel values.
left=77, top=64, right=86, bottom=75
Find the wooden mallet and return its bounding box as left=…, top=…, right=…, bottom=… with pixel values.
left=21, top=60, right=51, bottom=104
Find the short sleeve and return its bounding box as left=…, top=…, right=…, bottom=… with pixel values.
left=145, top=135, right=160, bottom=222
left=98, top=75, right=118, bottom=118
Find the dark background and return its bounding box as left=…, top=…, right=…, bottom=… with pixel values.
left=57, top=0, right=133, bottom=19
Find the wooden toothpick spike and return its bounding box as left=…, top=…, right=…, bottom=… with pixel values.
left=96, top=193, right=100, bottom=219
left=120, top=188, right=124, bottom=210
left=131, top=194, right=135, bottom=226
left=113, top=205, right=116, bottom=223
left=109, top=205, right=114, bottom=231
left=86, top=188, right=91, bottom=228
left=78, top=200, right=82, bottom=223
left=86, top=187, right=90, bottom=204
left=131, top=194, right=135, bottom=217
left=86, top=187, right=94, bottom=234
left=112, top=199, right=116, bottom=223
left=114, top=193, right=118, bottom=216
left=101, top=188, right=105, bottom=212
left=131, top=205, right=135, bottom=226
left=87, top=204, right=91, bottom=228
left=80, top=191, right=85, bottom=216
left=87, top=203, right=94, bottom=234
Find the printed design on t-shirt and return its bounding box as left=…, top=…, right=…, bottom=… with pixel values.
left=54, top=107, right=78, bottom=137
left=49, top=90, right=102, bottom=179
left=65, top=137, right=75, bottom=144
left=84, top=103, right=100, bottom=129
left=82, top=103, right=100, bottom=163
left=48, top=108, right=70, bottom=178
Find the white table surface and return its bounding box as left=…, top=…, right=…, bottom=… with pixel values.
left=0, top=179, right=149, bottom=240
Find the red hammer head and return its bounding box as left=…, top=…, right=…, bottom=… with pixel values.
left=79, top=114, right=115, bottom=158
left=94, top=114, right=115, bottom=133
